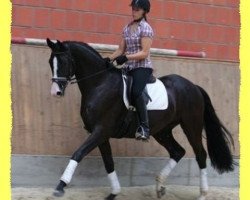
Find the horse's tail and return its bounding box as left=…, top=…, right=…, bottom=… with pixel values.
left=197, top=85, right=235, bottom=173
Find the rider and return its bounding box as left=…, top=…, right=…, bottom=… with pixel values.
left=105, top=0, right=153, bottom=141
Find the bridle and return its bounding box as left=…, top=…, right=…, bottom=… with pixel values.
left=51, top=50, right=75, bottom=88
left=51, top=50, right=114, bottom=86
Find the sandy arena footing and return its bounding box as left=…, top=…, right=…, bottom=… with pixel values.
left=12, top=185, right=239, bottom=200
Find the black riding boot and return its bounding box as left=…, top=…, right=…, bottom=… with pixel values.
left=134, top=95, right=150, bottom=140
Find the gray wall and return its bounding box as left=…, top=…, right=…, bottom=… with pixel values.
left=12, top=155, right=239, bottom=187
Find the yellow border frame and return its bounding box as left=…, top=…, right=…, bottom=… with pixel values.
left=0, top=0, right=248, bottom=200
left=240, top=0, right=250, bottom=200
left=0, top=1, right=12, bottom=200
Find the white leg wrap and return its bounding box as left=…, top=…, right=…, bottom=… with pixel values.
left=158, top=159, right=177, bottom=182
left=108, top=171, right=121, bottom=195
left=60, top=159, right=78, bottom=184
left=200, top=168, right=209, bottom=192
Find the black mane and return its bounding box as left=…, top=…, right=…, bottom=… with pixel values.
left=63, top=40, right=119, bottom=73
left=64, top=41, right=103, bottom=59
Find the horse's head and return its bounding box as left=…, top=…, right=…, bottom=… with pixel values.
left=46, top=38, right=75, bottom=97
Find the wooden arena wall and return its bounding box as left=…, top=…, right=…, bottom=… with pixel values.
left=11, top=44, right=239, bottom=158
left=11, top=0, right=239, bottom=61
left=11, top=0, right=239, bottom=158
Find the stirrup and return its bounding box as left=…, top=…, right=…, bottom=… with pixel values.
left=135, top=126, right=150, bottom=141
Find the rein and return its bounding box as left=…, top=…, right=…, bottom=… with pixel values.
left=70, top=66, right=114, bottom=84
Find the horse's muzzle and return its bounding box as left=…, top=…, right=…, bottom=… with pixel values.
left=51, top=82, right=65, bottom=97
left=56, top=91, right=63, bottom=96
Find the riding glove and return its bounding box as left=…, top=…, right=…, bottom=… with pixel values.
left=114, top=55, right=128, bottom=65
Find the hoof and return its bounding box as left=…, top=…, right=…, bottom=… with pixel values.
left=53, top=189, right=65, bottom=197
left=197, top=195, right=206, bottom=200
left=197, top=191, right=207, bottom=200
left=156, top=186, right=166, bottom=199
left=105, top=193, right=117, bottom=200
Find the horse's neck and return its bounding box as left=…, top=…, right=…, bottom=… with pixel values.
left=70, top=43, right=106, bottom=94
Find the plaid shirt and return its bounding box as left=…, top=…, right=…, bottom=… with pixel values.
left=123, top=19, right=154, bottom=70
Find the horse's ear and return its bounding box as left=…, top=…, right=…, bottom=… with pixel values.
left=56, top=40, right=68, bottom=51
left=47, top=38, right=56, bottom=50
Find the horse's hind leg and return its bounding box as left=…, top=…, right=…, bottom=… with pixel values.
left=98, top=140, right=121, bottom=200
left=181, top=120, right=208, bottom=200
left=153, top=130, right=186, bottom=198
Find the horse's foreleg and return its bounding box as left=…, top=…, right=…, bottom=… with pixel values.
left=53, top=131, right=102, bottom=197
left=153, top=132, right=185, bottom=198
left=99, top=141, right=121, bottom=200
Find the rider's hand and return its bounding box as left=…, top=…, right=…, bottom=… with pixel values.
left=114, top=55, right=128, bottom=65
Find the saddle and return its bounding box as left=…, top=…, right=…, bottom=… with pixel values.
left=122, top=69, right=156, bottom=109
left=122, top=70, right=168, bottom=111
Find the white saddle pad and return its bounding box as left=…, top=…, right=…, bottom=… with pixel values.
left=122, top=75, right=168, bottom=111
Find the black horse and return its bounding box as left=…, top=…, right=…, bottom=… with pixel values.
left=46, top=38, right=234, bottom=200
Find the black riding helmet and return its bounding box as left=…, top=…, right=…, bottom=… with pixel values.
left=130, top=0, right=151, bottom=13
